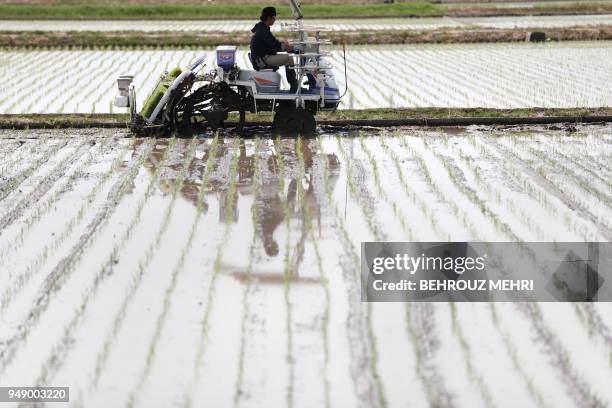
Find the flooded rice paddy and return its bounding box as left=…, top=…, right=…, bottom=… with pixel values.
left=1, top=14, right=611, bottom=32
left=0, top=125, right=611, bottom=407
left=1, top=42, right=611, bottom=113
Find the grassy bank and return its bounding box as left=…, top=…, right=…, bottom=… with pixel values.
left=2, top=26, right=611, bottom=47
left=447, top=1, right=612, bottom=17
left=0, top=3, right=443, bottom=20
left=1, top=2, right=612, bottom=20
left=2, top=108, right=611, bottom=129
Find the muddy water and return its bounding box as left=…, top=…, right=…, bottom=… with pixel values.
left=0, top=126, right=611, bottom=407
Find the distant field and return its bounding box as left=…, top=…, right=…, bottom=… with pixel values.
left=1, top=43, right=610, bottom=114
left=0, top=3, right=445, bottom=19
left=0, top=1, right=611, bottom=19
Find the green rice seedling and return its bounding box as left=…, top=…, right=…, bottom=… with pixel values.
left=316, top=137, right=359, bottom=268
left=505, top=138, right=612, bottom=215
left=515, top=302, right=606, bottom=407
left=399, top=135, right=478, bottom=238
left=0, top=139, right=42, bottom=177
left=448, top=141, right=547, bottom=241
left=0, top=137, right=128, bottom=288
left=405, top=303, right=451, bottom=407
left=141, top=67, right=183, bottom=118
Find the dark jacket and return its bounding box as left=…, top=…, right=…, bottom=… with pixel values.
left=250, top=21, right=282, bottom=58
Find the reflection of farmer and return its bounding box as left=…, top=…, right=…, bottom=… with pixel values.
left=256, top=155, right=285, bottom=256
left=250, top=6, right=299, bottom=92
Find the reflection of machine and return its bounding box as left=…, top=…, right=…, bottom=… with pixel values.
left=113, top=0, right=346, bottom=136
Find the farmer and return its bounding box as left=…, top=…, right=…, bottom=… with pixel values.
left=250, top=6, right=299, bottom=92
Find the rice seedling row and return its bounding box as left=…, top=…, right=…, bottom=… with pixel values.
left=0, top=138, right=153, bottom=379
left=183, top=136, right=240, bottom=408
left=2, top=15, right=611, bottom=32
left=478, top=137, right=612, bottom=240
left=74, top=138, right=198, bottom=408
left=0, top=136, right=130, bottom=298
left=27, top=138, right=177, bottom=396
left=0, top=137, right=98, bottom=233
left=2, top=43, right=612, bottom=113
left=0, top=135, right=118, bottom=263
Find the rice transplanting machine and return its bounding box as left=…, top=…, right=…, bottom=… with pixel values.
left=113, top=0, right=346, bottom=135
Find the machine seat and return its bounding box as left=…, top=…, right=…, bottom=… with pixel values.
left=248, top=52, right=279, bottom=72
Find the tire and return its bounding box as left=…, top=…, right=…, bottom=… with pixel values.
left=273, top=107, right=316, bottom=137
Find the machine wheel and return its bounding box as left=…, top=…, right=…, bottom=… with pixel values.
left=273, top=107, right=316, bottom=136
left=175, top=83, right=234, bottom=137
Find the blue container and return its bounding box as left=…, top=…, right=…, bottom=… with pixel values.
left=216, top=46, right=237, bottom=72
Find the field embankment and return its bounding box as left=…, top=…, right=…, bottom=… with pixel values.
left=1, top=108, right=611, bottom=129
left=1, top=25, right=610, bottom=47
